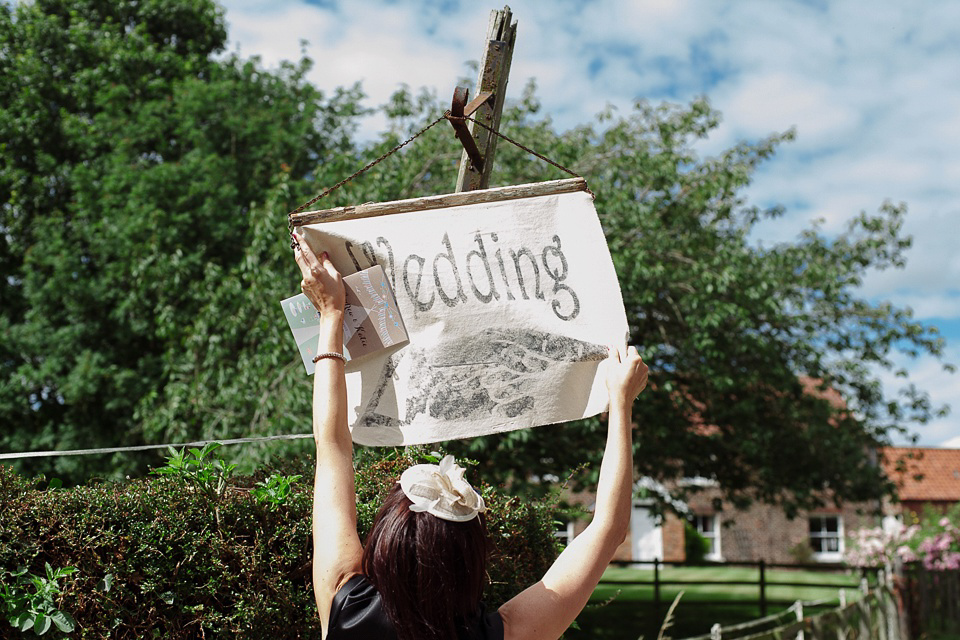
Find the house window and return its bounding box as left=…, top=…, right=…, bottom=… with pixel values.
left=554, top=521, right=575, bottom=547
left=809, top=515, right=844, bottom=560
left=692, top=514, right=721, bottom=560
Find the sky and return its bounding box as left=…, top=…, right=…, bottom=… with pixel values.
left=219, top=0, right=960, bottom=448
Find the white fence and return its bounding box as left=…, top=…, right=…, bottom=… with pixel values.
left=678, top=571, right=902, bottom=640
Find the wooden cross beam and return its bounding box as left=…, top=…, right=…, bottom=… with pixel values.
left=455, top=5, right=517, bottom=193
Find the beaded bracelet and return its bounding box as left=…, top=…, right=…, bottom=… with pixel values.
left=312, top=352, right=347, bottom=364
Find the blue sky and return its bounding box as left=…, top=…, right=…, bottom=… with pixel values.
left=219, top=0, right=960, bottom=447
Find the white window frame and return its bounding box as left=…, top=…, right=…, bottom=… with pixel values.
left=808, top=514, right=844, bottom=562
left=691, top=513, right=723, bottom=561
left=554, top=520, right=575, bottom=547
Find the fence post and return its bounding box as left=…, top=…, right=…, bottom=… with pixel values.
left=759, top=559, right=767, bottom=618
left=835, top=588, right=849, bottom=640
left=795, top=600, right=805, bottom=640
left=859, top=567, right=872, bottom=638
left=653, top=558, right=662, bottom=623
left=876, top=566, right=889, bottom=640
left=890, top=560, right=908, bottom=640
left=857, top=597, right=871, bottom=639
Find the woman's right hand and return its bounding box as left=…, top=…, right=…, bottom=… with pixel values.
left=605, top=345, right=648, bottom=404
left=292, top=229, right=345, bottom=317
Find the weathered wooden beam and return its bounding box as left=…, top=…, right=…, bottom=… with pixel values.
left=455, top=5, right=517, bottom=193
left=290, top=177, right=587, bottom=225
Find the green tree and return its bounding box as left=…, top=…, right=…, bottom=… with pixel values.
left=0, top=0, right=361, bottom=480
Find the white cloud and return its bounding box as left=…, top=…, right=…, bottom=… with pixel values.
left=889, top=294, right=960, bottom=321
left=719, top=72, right=859, bottom=146
left=223, top=1, right=481, bottom=118
left=860, top=208, right=960, bottom=302
left=942, top=436, right=960, bottom=449
left=223, top=4, right=334, bottom=65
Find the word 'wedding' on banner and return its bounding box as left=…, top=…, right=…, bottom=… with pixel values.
left=294, top=178, right=628, bottom=446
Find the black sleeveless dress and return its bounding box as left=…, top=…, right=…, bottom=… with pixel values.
left=327, top=574, right=505, bottom=639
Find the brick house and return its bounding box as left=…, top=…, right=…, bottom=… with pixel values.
left=564, top=446, right=960, bottom=565
left=575, top=481, right=879, bottom=565
left=624, top=377, right=877, bottom=564
left=678, top=482, right=878, bottom=564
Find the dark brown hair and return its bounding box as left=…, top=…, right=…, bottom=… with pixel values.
left=362, top=483, right=490, bottom=640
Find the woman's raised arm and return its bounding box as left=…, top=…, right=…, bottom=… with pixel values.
left=498, top=346, right=648, bottom=640
left=292, top=230, right=363, bottom=636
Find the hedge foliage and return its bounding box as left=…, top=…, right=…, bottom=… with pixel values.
left=0, top=451, right=561, bottom=638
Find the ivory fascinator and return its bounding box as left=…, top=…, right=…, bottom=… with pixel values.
left=400, top=455, right=486, bottom=522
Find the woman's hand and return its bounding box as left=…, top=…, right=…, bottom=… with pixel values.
left=292, top=229, right=345, bottom=316
left=606, top=345, right=648, bottom=404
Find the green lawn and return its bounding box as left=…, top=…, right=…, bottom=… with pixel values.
left=566, top=565, right=868, bottom=640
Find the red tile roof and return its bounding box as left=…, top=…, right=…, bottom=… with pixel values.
left=879, top=447, right=960, bottom=502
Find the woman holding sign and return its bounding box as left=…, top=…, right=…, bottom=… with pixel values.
left=292, top=229, right=648, bottom=640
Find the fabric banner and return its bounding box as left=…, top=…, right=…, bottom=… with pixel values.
left=299, top=183, right=628, bottom=445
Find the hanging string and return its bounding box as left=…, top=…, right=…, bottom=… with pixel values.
left=453, top=113, right=593, bottom=197
left=288, top=110, right=452, bottom=222
left=287, top=108, right=592, bottom=225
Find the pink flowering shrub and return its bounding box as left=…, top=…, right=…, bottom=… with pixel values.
left=916, top=516, right=960, bottom=570
left=846, top=504, right=960, bottom=570
left=845, top=524, right=919, bottom=567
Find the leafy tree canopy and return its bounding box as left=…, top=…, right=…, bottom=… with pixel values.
left=0, top=0, right=362, bottom=479
left=1, top=0, right=950, bottom=516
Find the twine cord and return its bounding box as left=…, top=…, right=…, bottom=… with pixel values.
left=0, top=433, right=315, bottom=461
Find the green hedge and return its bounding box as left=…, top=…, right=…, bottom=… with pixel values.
left=0, top=452, right=560, bottom=638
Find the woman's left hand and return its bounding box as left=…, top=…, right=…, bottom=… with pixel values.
left=292, top=229, right=345, bottom=316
